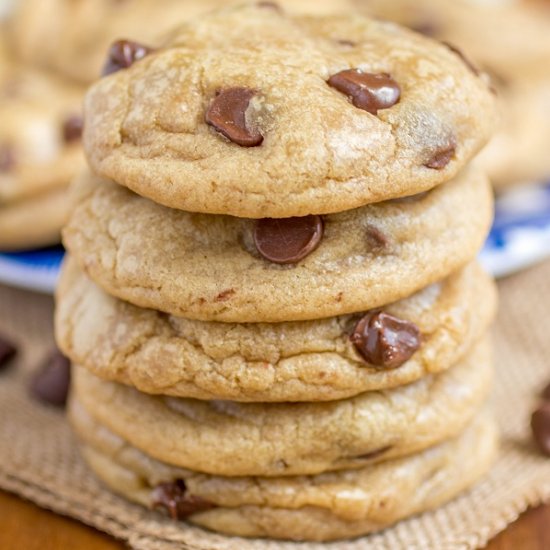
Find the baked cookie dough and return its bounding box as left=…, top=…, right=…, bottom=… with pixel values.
left=0, top=187, right=68, bottom=251
left=63, top=166, right=492, bottom=323
left=10, top=0, right=354, bottom=84
left=57, top=259, right=496, bottom=402
left=71, top=399, right=498, bottom=541
left=72, top=338, right=492, bottom=477
left=0, top=63, right=85, bottom=206
left=82, top=3, right=496, bottom=217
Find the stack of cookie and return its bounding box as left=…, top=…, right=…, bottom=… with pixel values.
left=56, top=4, right=498, bottom=541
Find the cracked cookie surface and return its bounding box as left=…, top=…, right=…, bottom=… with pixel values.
left=82, top=3, right=496, bottom=217
left=71, top=398, right=497, bottom=541
left=57, top=259, right=496, bottom=402
left=72, top=338, right=492, bottom=477
left=63, top=167, right=492, bottom=323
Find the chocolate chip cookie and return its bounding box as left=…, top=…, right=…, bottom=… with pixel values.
left=72, top=338, right=492, bottom=477
left=71, top=397, right=498, bottom=541
left=57, top=258, right=496, bottom=402
left=82, top=3, right=496, bottom=217
left=63, top=166, right=492, bottom=322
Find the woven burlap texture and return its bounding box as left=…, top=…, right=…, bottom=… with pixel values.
left=1, top=260, right=550, bottom=550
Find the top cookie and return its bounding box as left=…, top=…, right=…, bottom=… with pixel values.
left=83, top=3, right=496, bottom=217
left=10, top=0, right=353, bottom=84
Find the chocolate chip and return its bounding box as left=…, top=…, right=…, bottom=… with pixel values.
left=424, top=140, right=456, bottom=170
left=542, top=382, right=550, bottom=401
left=531, top=403, right=550, bottom=456
left=351, top=312, right=421, bottom=368
left=102, top=39, right=153, bottom=76
left=0, top=144, right=15, bottom=172
left=206, top=88, right=263, bottom=147
left=215, top=289, right=235, bottom=302
left=0, top=334, right=17, bottom=371
left=151, top=479, right=216, bottom=519
left=254, top=215, right=324, bottom=264
left=328, top=70, right=401, bottom=115
left=62, top=115, right=84, bottom=143
left=441, top=41, right=480, bottom=76
left=29, top=349, right=71, bottom=407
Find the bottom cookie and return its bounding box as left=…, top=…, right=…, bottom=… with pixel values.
left=0, top=187, right=68, bottom=250
left=70, top=398, right=497, bottom=542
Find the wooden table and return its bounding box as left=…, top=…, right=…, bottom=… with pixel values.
left=0, top=490, right=548, bottom=550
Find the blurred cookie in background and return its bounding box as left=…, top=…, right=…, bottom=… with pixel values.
left=9, top=0, right=354, bottom=85
left=355, top=0, right=550, bottom=189
left=0, top=37, right=85, bottom=250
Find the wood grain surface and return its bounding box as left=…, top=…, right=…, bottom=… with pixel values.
left=0, top=490, right=548, bottom=550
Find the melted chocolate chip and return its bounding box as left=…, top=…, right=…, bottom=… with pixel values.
left=254, top=215, right=324, bottom=264
left=29, top=349, right=71, bottom=407
left=424, top=141, right=456, bottom=170
left=0, top=334, right=17, bottom=371
left=531, top=402, right=550, bottom=456
left=351, top=312, right=421, bottom=368
left=206, top=88, right=263, bottom=147
left=102, top=39, right=153, bottom=76
left=441, top=41, right=480, bottom=76
left=62, top=115, right=84, bottom=143
left=0, top=144, right=15, bottom=172
left=328, top=70, right=401, bottom=115
left=365, top=225, right=388, bottom=249
left=151, top=479, right=216, bottom=519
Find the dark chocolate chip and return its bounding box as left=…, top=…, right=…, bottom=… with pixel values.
left=152, top=479, right=216, bottom=519
left=353, top=445, right=392, bottom=461
left=542, top=382, right=550, bottom=401
left=531, top=402, right=550, bottom=456
left=29, top=349, right=71, bottom=407
left=254, top=215, right=324, bottom=264
left=102, top=39, right=153, bottom=76
left=0, top=144, right=15, bottom=172
left=328, top=70, right=401, bottom=115
left=206, top=87, right=263, bottom=147
left=0, top=334, right=17, bottom=371
left=62, top=114, right=84, bottom=143
left=441, top=41, right=480, bottom=76
left=424, top=141, right=456, bottom=170
left=351, top=312, right=421, bottom=368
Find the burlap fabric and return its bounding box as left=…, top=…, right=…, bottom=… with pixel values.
left=0, top=260, right=549, bottom=550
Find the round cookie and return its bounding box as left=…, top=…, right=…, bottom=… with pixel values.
left=82, top=3, right=496, bottom=217
left=0, top=62, right=85, bottom=206
left=10, top=0, right=354, bottom=85
left=356, top=0, right=550, bottom=82
left=71, top=399, right=498, bottom=542
left=57, top=258, right=496, bottom=402
left=72, top=339, right=492, bottom=477
left=0, top=187, right=68, bottom=251
left=63, top=166, right=493, bottom=323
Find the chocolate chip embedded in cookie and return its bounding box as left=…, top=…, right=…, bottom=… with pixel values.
left=327, top=70, right=400, bottom=114
left=82, top=4, right=496, bottom=217
left=351, top=312, right=421, bottom=368
left=152, top=480, right=216, bottom=519
left=101, top=40, right=153, bottom=76
left=253, top=216, right=323, bottom=264
left=206, top=88, right=263, bottom=147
